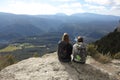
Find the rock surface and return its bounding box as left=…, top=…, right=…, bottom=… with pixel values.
left=0, top=52, right=119, bottom=80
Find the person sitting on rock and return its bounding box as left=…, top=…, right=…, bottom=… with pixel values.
left=57, top=33, right=73, bottom=62
left=73, top=36, right=87, bottom=64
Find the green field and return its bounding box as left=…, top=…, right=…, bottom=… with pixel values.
left=0, top=45, right=21, bottom=52
left=0, top=34, right=58, bottom=60
left=0, top=43, right=45, bottom=52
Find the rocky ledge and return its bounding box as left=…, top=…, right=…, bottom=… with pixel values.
left=0, top=52, right=119, bottom=80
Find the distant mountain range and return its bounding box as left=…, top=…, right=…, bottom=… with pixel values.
left=0, top=12, right=120, bottom=42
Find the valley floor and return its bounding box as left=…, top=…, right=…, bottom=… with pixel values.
left=0, top=52, right=119, bottom=80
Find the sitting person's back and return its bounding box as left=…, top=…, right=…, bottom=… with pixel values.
left=57, top=33, right=72, bottom=62
left=73, top=36, right=87, bottom=64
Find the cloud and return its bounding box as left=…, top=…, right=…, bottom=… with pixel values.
left=0, top=0, right=120, bottom=16
left=84, top=4, right=106, bottom=10
left=59, top=3, right=82, bottom=8
left=83, top=3, right=120, bottom=16
left=0, top=1, right=84, bottom=15
left=51, top=0, right=75, bottom=2
left=85, top=0, right=112, bottom=5
left=83, top=4, right=107, bottom=14
left=109, top=6, right=120, bottom=16
left=113, top=0, right=120, bottom=5
left=85, top=0, right=120, bottom=6
left=0, top=1, right=58, bottom=15
left=83, top=0, right=120, bottom=16
left=58, top=3, right=84, bottom=15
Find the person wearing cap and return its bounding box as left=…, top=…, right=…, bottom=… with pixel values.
left=73, top=36, right=87, bottom=64
left=57, top=33, right=73, bottom=62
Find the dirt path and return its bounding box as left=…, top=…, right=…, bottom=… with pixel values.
left=0, top=52, right=119, bottom=80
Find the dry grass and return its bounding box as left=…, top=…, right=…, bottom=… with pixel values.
left=97, top=54, right=112, bottom=64
left=87, top=44, right=112, bottom=64
left=33, top=52, right=40, bottom=57
left=114, top=52, right=120, bottom=59
left=0, top=54, right=17, bottom=71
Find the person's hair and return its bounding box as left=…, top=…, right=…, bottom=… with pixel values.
left=77, top=36, right=83, bottom=42
left=62, top=33, right=69, bottom=43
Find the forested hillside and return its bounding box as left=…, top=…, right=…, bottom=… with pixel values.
left=95, top=28, right=120, bottom=55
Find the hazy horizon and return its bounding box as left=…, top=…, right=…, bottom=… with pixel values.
left=0, top=0, right=120, bottom=16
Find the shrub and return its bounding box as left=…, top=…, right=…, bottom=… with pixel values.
left=97, top=54, right=112, bottom=64
left=87, top=44, right=98, bottom=57
left=114, top=52, right=120, bottom=59
left=33, top=52, right=39, bottom=57
left=4, top=54, right=16, bottom=65
left=0, top=54, right=17, bottom=71
left=87, top=44, right=111, bottom=64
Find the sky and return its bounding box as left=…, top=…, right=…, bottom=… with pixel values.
left=0, top=0, right=120, bottom=16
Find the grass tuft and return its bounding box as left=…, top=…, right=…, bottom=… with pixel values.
left=87, top=44, right=112, bottom=64
left=114, top=52, right=120, bottom=59
left=0, top=54, right=17, bottom=71
left=33, top=52, right=40, bottom=57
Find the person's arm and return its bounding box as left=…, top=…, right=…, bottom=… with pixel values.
left=69, top=44, right=73, bottom=55
left=72, top=45, right=76, bottom=57
left=57, top=43, right=60, bottom=56
left=83, top=43, right=87, bottom=57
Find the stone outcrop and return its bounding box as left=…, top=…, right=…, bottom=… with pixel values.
left=0, top=52, right=119, bottom=80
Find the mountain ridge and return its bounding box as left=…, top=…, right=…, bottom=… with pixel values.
left=0, top=12, right=119, bottom=42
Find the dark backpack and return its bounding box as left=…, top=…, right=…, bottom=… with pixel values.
left=58, top=41, right=72, bottom=62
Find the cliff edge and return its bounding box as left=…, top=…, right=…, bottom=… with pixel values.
left=0, top=52, right=119, bottom=80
